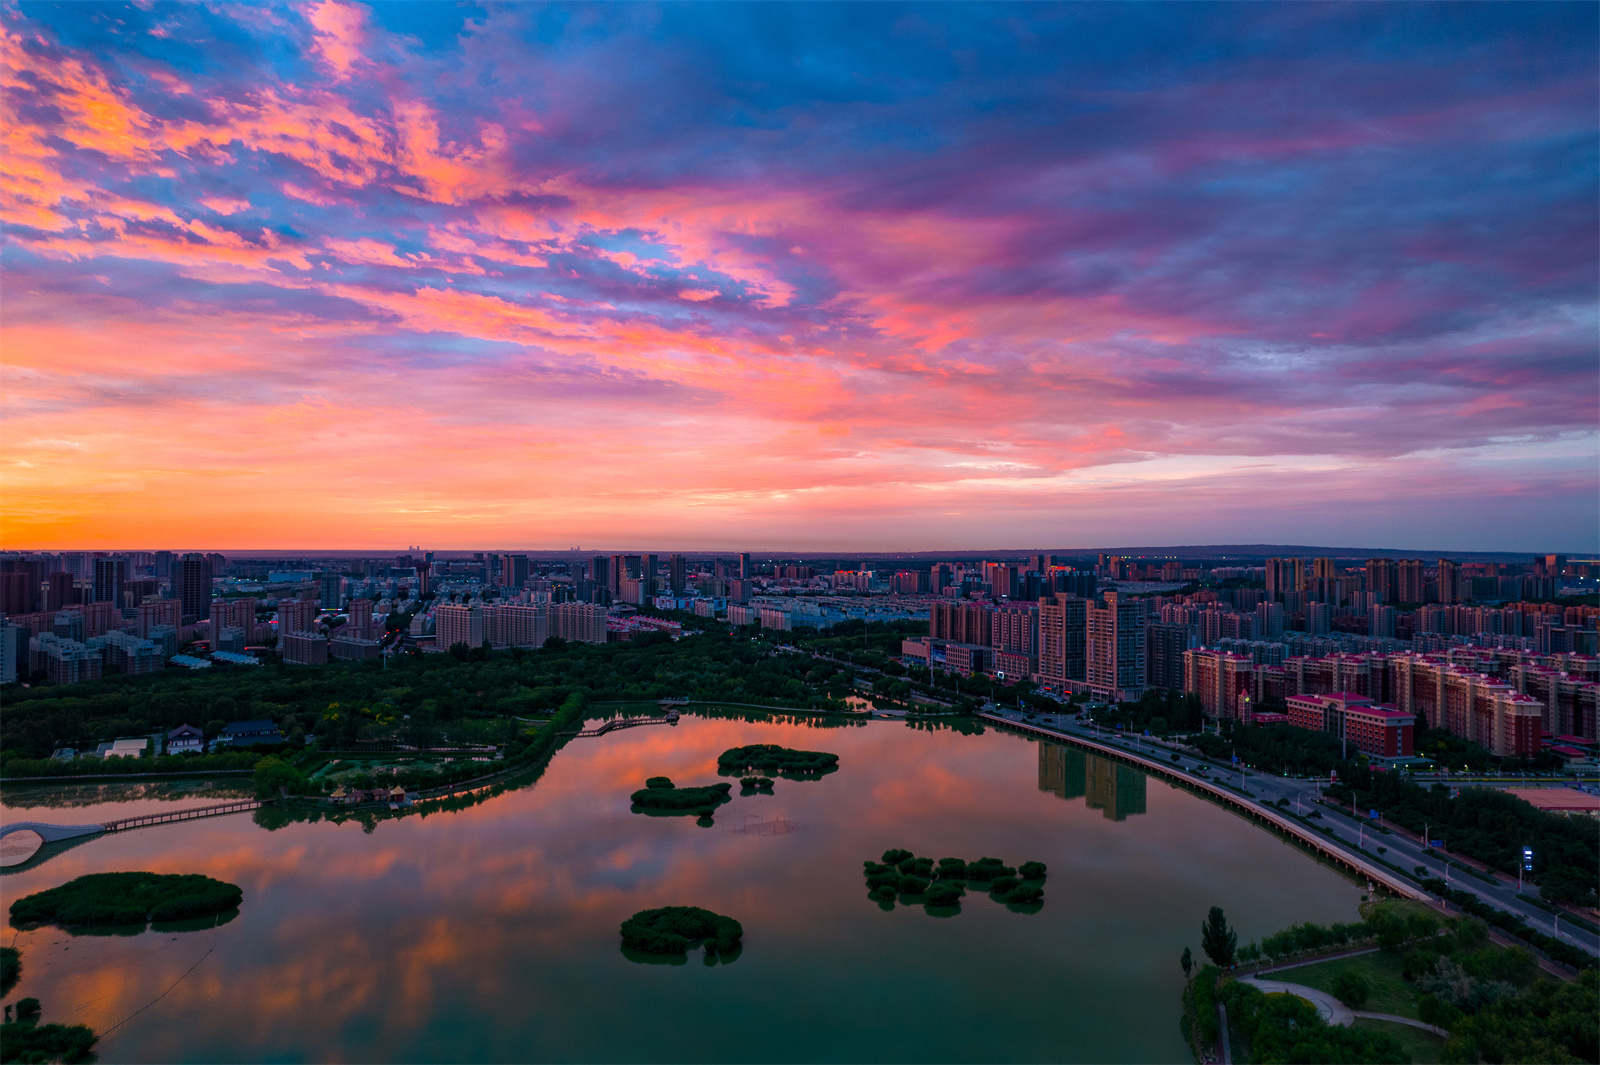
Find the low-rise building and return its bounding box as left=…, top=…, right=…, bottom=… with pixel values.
left=219, top=719, right=284, bottom=746
left=1285, top=692, right=1415, bottom=758
left=167, top=724, right=204, bottom=753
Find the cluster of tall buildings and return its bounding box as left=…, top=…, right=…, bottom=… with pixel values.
left=899, top=552, right=1595, bottom=761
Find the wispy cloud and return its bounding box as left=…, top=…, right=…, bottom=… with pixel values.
left=0, top=2, right=1594, bottom=549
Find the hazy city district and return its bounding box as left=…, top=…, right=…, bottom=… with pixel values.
left=0, top=547, right=1595, bottom=1062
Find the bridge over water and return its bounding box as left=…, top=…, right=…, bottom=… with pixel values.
left=0, top=799, right=264, bottom=870
left=560, top=710, right=680, bottom=738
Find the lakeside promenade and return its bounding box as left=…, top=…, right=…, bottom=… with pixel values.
left=974, top=709, right=1600, bottom=961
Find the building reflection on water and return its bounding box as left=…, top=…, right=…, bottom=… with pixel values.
left=1038, top=742, right=1147, bottom=821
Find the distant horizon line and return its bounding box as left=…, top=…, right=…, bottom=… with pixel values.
left=4, top=543, right=1590, bottom=560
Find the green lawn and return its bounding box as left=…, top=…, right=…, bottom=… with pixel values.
left=1272, top=950, right=1420, bottom=1019
left=1353, top=1018, right=1444, bottom=1064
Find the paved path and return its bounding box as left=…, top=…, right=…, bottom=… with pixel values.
left=1244, top=975, right=1355, bottom=1026
left=1353, top=1011, right=1450, bottom=1038
left=1243, top=945, right=1380, bottom=976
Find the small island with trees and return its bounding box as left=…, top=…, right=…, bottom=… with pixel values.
left=620, top=906, right=743, bottom=959
left=862, top=849, right=1046, bottom=910
left=629, top=777, right=734, bottom=819
left=717, top=744, right=839, bottom=779
left=9, top=872, right=243, bottom=930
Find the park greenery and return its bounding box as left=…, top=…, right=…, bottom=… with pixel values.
left=862, top=849, right=1047, bottom=909
left=0, top=749, right=265, bottom=780
left=1182, top=900, right=1599, bottom=1064
left=1088, top=689, right=1206, bottom=736
left=0, top=622, right=927, bottom=774
left=739, top=776, right=775, bottom=792
left=716, top=744, right=840, bottom=778
left=1418, top=879, right=1595, bottom=974
left=9, top=871, right=242, bottom=929
left=629, top=777, right=734, bottom=815
left=0, top=998, right=97, bottom=1065
left=0, top=947, right=17, bottom=996
left=619, top=906, right=743, bottom=956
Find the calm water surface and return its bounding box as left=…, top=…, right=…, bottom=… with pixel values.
left=1, top=714, right=1365, bottom=1062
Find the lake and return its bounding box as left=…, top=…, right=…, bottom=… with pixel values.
left=0, top=712, right=1366, bottom=1062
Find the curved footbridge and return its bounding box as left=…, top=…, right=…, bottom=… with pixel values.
left=1, top=799, right=263, bottom=869
left=975, top=711, right=1425, bottom=901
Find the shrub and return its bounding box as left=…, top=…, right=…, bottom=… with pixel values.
left=881, top=848, right=913, bottom=865
left=897, top=876, right=930, bottom=896
left=898, top=857, right=934, bottom=878
left=1004, top=884, right=1043, bottom=904
left=1330, top=971, right=1370, bottom=1009
left=1018, top=861, right=1047, bottom=881
left=965, top=858, right=1014, bottom=880
left=0, top=1020, right=98, bottom=1063
left=989, top=876, right=1020, bottom=895
left=925, top=882, right=964, bottom=906
left=935, top=857, right=967, bottom=879
left=645, top=776, right=674, bottom=789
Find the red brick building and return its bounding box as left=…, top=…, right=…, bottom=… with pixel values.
left=1285, top=692, right=1415, bottom=758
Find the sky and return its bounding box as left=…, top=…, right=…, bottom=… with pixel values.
left=1, top=2, right=1596, bottom=553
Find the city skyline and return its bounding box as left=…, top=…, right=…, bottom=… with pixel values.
left=2, top=3, right=1596, bottom=552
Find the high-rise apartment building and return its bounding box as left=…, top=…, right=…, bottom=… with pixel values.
left=992, top=601, right=1039, bottom=678
left=983, top=562, right=1018, bottom=600
left=1437, top=559, right=1462, bottom=604
left=317, top=570, right=343, bottom=610
left=92, top=555, right=127, bottom=605
left=738, top=553, right=752, bottom=580
left=176, top=553, right=213, bottom=622
left=0, top=571, right=32, bottom=616
left=347, top=599, right=375, bottom=640
left=668, top=554, right=688, bottom=594
left=1038, top=594, right=1087, bottom=690
left=485, top=604, right=548, bottom=648
left=1366, top=558, right=1397, bottom=604
left=1397, top=559, right=1425, bottom=604
left=276, top=598, right=318, bottom=637
left=929, top=601, right=993, bottom=646
left=46, top=571, right=77, bottom=612
left=136, top=598, right=181, bottom=637
left=550, top=602, right=608, bottom=644
left=1254, top=601, right=1285, bottom=640
left=1265, top=557, right=1304, bottom=601
left=1087, top=591, right=1145, bottom=702
left=209, top=600, right=231, bottom=644
left=641, top=554, right=658, bottom=595
left=499, top=554, right=530, bottom=590
left=435, top=603, right=484, bottom=650
left=1145, top=621, right=1190, bottom=692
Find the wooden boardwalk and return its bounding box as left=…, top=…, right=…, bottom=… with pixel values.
left=100, top=798, right=264, bottom=832
left=561, top=710, right=679, bottom=738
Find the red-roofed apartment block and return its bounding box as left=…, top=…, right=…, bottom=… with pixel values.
left=1286, top=692, right=1415, bottom=758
